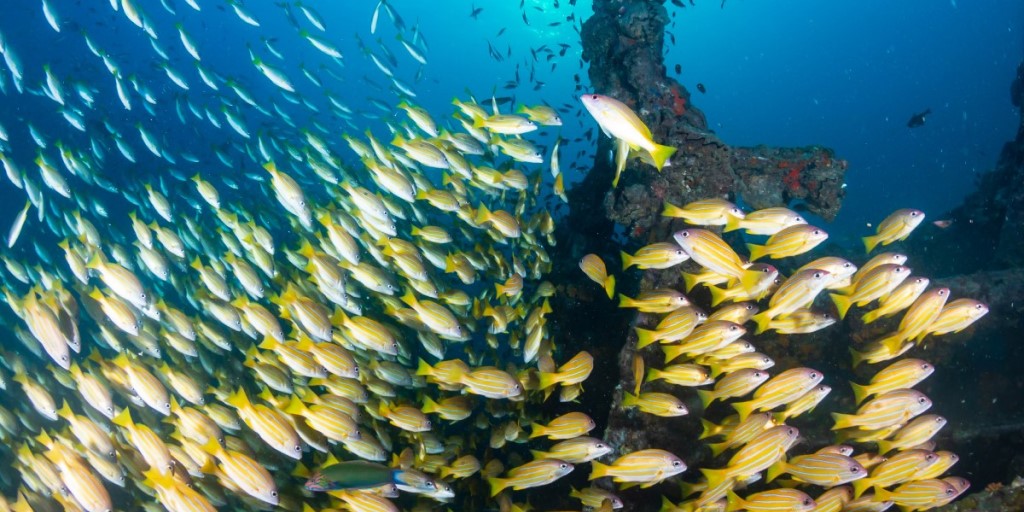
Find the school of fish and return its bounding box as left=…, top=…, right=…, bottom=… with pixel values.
left=0, top=0, right=988, bottom=511
left=580, top=196, right=984, bottom=511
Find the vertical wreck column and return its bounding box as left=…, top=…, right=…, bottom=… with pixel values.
left=567, top=0, right=849, bottom=488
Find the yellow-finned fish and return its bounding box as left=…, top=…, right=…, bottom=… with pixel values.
left=529, top=412, right=595, bottom=440
left=863, top=208, right=925, bottom=253
left=851, top=449, right=939, bottom=498
left=646, top=364, right=713, bottom=387
left=487, top=458, right=574, bottom=496
left=589, top=449, right=687, bottom=488
left=529, top=437, right=613, bottom=464
left=725, top=488, right=816, bottom=512
left=622, top=391, right=689, bottom=417
left=696, top=368, right=770, bottom=408
left=732, top=367, right=825, bottom=421
left=876, top=414, right=946, bottom=454
left=537, top=351, right=594, bottom=389
left=634, top=306, right=705, bottom=348
left=917, top=298, right=988, bottom=340
left=673, top=228, right=747, bottom=284
left=580, top=93, right=676, bottom=171
left=765, top=453, right=866, bottom=486
left=724, top=206, right=805, bottom=235
left=707, top=352, right=775, bottom=379
left=661, top=320, right=746, bottom=363
left=830, top=264, right=911, bottom=319
left=701, top=425, right=800, bottom=487
left=751, top=269, right=832, bottom=334
left=878, top=287, right=950, bottom=352
left=579, top=254, right=616, bottom=299
left=618, top=288, right=690, bottom=313
left=831, top=389, right=932, bottom=431
left=621, top=242, right=689, bottom=270
left=111, top=408, right=173, bottom=474
left=860, top=276, right=930, bottom=324
left=795, top=257, right=858, bottom=290
left=460, top=367, right=522, bottom=399
left=747, top=224, right=828, bottom=261
left=662, top=198, right=744, bottom=226
left=201, top=438, right=279, bottom=506
left=849, top=358, right=934, bottom=404
left=874, top=479, right=956, bottom=510
left=773, top=384, right=831, bottom=422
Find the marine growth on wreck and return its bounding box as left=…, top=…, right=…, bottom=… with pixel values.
left=0, top=1, right=1016, bottom=511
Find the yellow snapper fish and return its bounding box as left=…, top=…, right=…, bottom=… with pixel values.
left=673, top=228, right=748, bottom=285
left=747, top=224, right=828, bottom=261
left=581, top=93, right=676, bottom=171
left=662, top=198, right=745, bottom=226
left=621, top=242, right=690, bottom=270
left=487, top=459, right=574, bottom=496
left=589, top=449, right=687, bottom=488
left=863, top=208, right=925, bottom=253
left=579, top=253, right=616, bottom=299
left=724, top=206, right=805, bottom=235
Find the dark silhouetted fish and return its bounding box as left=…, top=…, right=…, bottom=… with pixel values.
left=907, top=108, right=931, bottom=128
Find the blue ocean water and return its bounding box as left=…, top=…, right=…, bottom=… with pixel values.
left=672, top=0, right=1023, bottom=237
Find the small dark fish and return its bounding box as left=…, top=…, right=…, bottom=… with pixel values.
left=470, top=5, right=483, bottom=18
left=522, top=12, right=530, bottom=25
left=907, top=108, right=931, bottom=128
left=697, top=83, right=706, bottom=93
left=497, top=27, right=506, bottom=37
left=674, top=64, right=681, bottom=74
left=671, top=0, right=685, bottom=6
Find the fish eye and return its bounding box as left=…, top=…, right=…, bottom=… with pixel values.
left=680, top=231, right=690, bottom=238
left=763, top=357, right=771, bottom=363
left=809, top=372, right=819, bottom=379
left=911, top=211, right=919, bottom=216
left=271, top=491, right=278, bottom=497
left=945, top=488, right=954, bottom=496
left=813, top=272, right=822, bottom=278
left=164, top=402, right=170, bottom=409
left=427, top=481, right=436, bottom=489
left=787, top=428, right=796, bottom=435
left=753, top=372, right=762, bottom=378
left=812, top=230, right=821, bottom=235
left=729, top=325, right=737, bottom=331
left=672, top=460, right=682, bottom=467
left=803, top=498, right=812, bottom=506
left=676, top=250, right=683, bottom=255
left=850, top=466, right=860, bottom=473
left=975, top=304, right=984, bottom=309
left=938, top=290, right=947, bottom=295
left=294, top=444, right=301, bottom=452
left=559, top=463, right=569, bottom=469
left=918, top=397, right=927, bottom=404
left=844, top=263, right=852, bottom=268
